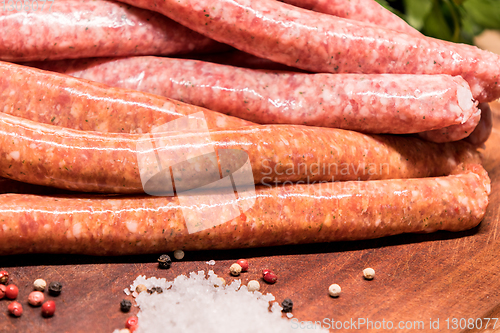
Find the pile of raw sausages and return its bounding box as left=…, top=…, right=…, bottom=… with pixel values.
left=0, top=0, right=496, bottom=255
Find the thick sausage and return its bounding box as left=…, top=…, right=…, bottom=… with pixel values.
left=117, top=0, right=500, bottom=102
left=26, top=56, right=479, bottom=136
left=0, top=0, right=227, bottom=61
left=0, top=61, right=253, bottom=133
left=280, top=0, right=420, bottom=36
left=0, top=111, right=481, bottom=193
left=0, top=163, right=489, bottom=255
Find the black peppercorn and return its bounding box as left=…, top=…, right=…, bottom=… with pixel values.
left=148, top=286, right=164, bottom=294
left=158, top=254, right=172, bottom=269
left=281, top=298, right=293, bottom=313
left=48, top=281, right=62, bottom=296
left=120, top=299, right=132, bottom=313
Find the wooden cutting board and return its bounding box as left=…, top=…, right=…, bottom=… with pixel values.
left=1, top=103, right=500, bottom=333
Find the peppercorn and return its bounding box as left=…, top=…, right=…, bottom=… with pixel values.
left=8, top=301, right=23, bottom=317
left=0, top=271, right=9, bottom=284
left=126, top=316, right=139, bottom=331
left=263, top=271, right=277, bottom=284
left=5, top=284, right=19, bottom=300
left=262, top=269, right=271, bottom=276
left=328, top=284, right=341, bottom=297
left=281, top=298, right=293, bottom=312
left=173, top=249, right=185, bottom=260
left=135, top=284, right=147, bottom=294
left=48, top=281, right=62, bottom=296
left=363, top=267, right=375, bottom=280
left=230, top=263, right=242, bottom=276
left=146, top=287, right=163, bottom=294
left=152, top=286, right=163, bottom=294
left=247, top=280, right=260, bottom=292
left=41, top=300, right=56, bottom=317
left=28, top=291, right=45, bottom=306
left=120, top=299, right=132, bottom=312
left=33, top=279, right=46, bottom=292
left=158, top=254, right=172, bottom=269
left=236, top=259, right=249, bottom=272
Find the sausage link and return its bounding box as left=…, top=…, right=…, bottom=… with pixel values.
left=419, top=102, right=492, bottom=143
left=0, top=164, right=489, bottom=255
left=0, top=0, right=227, bottom=61
left=25, top=56, right=479, bottom=135
left=117, top=0, right=500, bottom=102
left=418, top=108, right=481, bottom=143
left=0, top=111, right=481, bottom=193
left=280, top=0, right=420, bottom=36
left=0, top=61, right=253, bottom=133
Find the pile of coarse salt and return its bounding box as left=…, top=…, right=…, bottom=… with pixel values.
left=117, top=270, right=327, bottom=333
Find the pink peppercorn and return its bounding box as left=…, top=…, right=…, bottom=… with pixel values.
left=262, top=269, right=271, bottom=276
left=126, top=316, right=139, bottom=332
left=28, top=291, right=45, bottom=306
left=8, top=301, right=23, bottom=317
left=41, top=300, right=56, bottom=317
left=236, top=259, right=249, bottom=272
left=263, top=271, right=278, bottom=284
left=5, top=284, right=18, bottom=299
left=0, top=271, right=8, bottom=284
left=0, top=284, right=6, bottom=299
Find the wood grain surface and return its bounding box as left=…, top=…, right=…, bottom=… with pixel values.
left=0, top=102, right=499, bottom=333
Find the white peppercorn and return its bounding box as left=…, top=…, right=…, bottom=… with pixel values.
left=328, top=284, right=341, bottom=297
left=33, top=279, right=46, bottom=292
left=247, top=280, right=260, bottom=292
left=363, top=267, right=375, bottom=280
left=230, top=263, right=242, bottom=276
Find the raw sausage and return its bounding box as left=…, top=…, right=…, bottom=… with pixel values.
left=0, top=61, right=253, bottom=133
left=25, top=56, right=479, bottom=136
left=117, top=0, right=500, bottom=102
left=280, top=0, right=420, bottom=36
left=0, top=111, right=481, bottom=193
left=0, top=164, right=489, bottom=255
left=418, top=107, right=481, bottom=143
left=0, top=0, right=227, bottom=61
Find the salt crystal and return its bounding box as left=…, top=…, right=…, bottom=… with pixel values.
left=124, top=288, right=130, bottom=296
left=286, top=313, right=293, bottom=318
left=206, top=260, right=216, bottom=265
left=127, top=270, right=327, bottom=333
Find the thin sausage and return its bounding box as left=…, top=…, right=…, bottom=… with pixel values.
left=117, top=0, right=500, bottom=102
left=0, top=0, right=227, bottom=61
left=25, top=56, right=479, bottom=136
left=280, top=0, right=420, bottom=36
left=0, top=61, right=253, bottom=133
left=0, top=163, right=489, bottom=255
left=0, top=111, right=481, bottom=193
